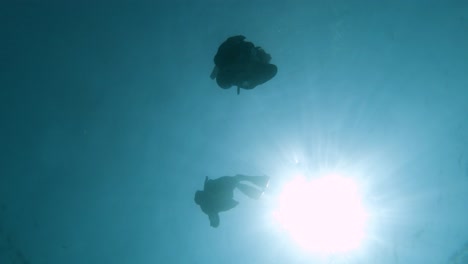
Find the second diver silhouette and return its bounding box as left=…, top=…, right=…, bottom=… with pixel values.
left=194, top=174, right=270, bottom=227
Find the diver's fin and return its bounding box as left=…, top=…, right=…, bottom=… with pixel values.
left=249, top=176, right=270, bottom=189
left=234, top=175, right=270, bottom=189
left=237, top=183, right=264, bottom=199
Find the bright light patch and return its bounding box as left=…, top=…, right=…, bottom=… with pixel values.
left=274, top=174, right=368, bottom=254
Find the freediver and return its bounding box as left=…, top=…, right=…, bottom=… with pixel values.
left=194, top=174, right=270, bottom=227
left=210, top=35, right=278, bottom=94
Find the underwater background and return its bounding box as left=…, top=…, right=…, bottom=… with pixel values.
left=1, top=0, right=467, bottom=263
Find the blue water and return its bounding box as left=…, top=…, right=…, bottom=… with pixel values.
left=1, top=1, right=467, bottom=263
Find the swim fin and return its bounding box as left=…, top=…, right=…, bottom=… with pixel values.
left=237, top=183, right=264, bottom=199
left=248, top=175, right=270, bottom=189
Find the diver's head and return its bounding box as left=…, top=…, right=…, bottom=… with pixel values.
left=194, top=190, right=204, bottom=205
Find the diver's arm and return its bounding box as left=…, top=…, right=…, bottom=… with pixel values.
left=208, top=213, right=220, bottom=228
left=204, top=176, right=209, bottom=189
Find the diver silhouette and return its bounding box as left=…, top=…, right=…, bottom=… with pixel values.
left=194, top=174, right=270, bottom=227
left=210, top=35, right=278, bottom=94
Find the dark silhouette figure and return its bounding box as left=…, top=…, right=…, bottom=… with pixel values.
left=210, top=35, right=278, bottom=94
left=194, top=174, right=270, bottom=227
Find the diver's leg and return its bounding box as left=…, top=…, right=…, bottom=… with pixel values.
left=236, top=183, right=264, bottom=200
left=206, top=176, right=240, bottom=195
left=234, top=174, right=270, bottom=189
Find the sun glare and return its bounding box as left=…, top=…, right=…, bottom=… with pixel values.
left=274, top=174, right=368, bottom=254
